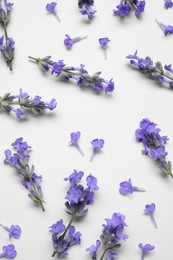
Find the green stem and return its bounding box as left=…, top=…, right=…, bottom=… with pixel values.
left=39, top=199, right=45, bottom=212
left=100, top=248, right=108, bottom=260
left=3, top=22, right=8, bottom=42
left=28, top=56, right=40, bottom=64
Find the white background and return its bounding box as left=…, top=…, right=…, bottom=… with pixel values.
left=0, top=0, right=173, bottom=259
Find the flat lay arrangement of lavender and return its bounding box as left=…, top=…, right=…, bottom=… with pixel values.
left=1, top=1, right=173, bottom=260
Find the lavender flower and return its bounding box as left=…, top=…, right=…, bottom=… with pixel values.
left=0, top=224, right=21, bottom=239
left=155, top=18, right=173, bottom=36
left=138, top=243, right=155, bottom=260
left=4, top=137, right=45, bottom=211
left=78, top=0, right=96, bottom=20
left=69, top=131, right=84, bottom=156
left=99, top=37, right=111, bottom=60
left=127, top=51, right=173, bottom=89
left=86, top=212, right=128, bottom=259
left=64, top=34, right=87, bottom=48
left=165, top=0, right=173, bottom=8
left=46, top=2, right=61, bottom=22
left=0, top=88, right=57, bottom=119
left=119, top=178, right=146, bottom=195
left=90, top=139, right=104, bottom=162
left=50, top=170, right=99, bottom=258
left=113, top=0, right=145, bottom=18
left=0, top=244, right=17, bottom=259
left=144, top=203, right=158, bottom=228
left=135, top=118, right=172, bottom=178
left=28, top=56, right=115, bottom=94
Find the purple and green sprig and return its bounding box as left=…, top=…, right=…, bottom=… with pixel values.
left=135, top=118, right=172, bottom=178
left=127, top=51, right=173, bottom=89
left=0, top=0, right=15, bottom=70
left=0, top=88, right=57, bottom=119
left=49, top=169, right=99, bottom=258
left=86, top=212, right=128, bottom=259
left=78, top=0, right=96, bottom=20
left=113, top=0, right=145, bottom=18
left=4, top=137, right=45, bottom=211
left=28, top=56, right=115, bottom=94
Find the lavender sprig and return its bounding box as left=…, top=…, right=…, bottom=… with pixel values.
left=4, top=137, right=45, bottom=211
left=0, top=244, right=17, bottom=259
left=144, top=203, right=158, bottom=229
left=138, top=243, right=155, bottom=260
left=50, top=170, right=99, bottom=258
left=0, top=224, right=21, bottom=239
left=113, top=0, right=145, bottom=18
left=78, top=0, right=96, bottom=20
left=135, top=118, right=172, bottom=178
left=119, top=178, right=146, bottom=195
left=86, top=212, right=128, bottom=259
left=0, top=88, right=57, bottom=119
left=28, top=56, right=115, bottom=94
left=165, top=0, right=173, bottom=8
left=127, top=50, right=173, bottom=89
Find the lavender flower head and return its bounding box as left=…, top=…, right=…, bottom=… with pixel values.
left=99, top=37, right=111, bottom=60
left=78, top=0, right=96, bottom=20
left=135, top=118, right=172, bottom=178
left=29, top=55, right=115, bottom=94
left=46, top=2, right=61, bottom=22
left=155, top=18, right=173, bottom=36
left=165, top=0, right=173, bottom=8
left=0, top=224, right=21, bottom=239
left=144, top=203, right=158, bottom=228
left=119, top=178, right=146, bottom=195
left=86, top=212, right=128, bottom=259
left=69, top=131, right=84, bottom=156
left=64, top=34, right=87, bottom=48
left=138, top=243, right=155, bottom=260
left=113, top=0, right=145, bottom=18
left=90, top=138, right=104, bottom=162
left=0, top=244, right=17, bottom=259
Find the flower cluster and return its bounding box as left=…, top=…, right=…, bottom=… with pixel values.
left=86, top=212, right=128, bottom=259
left=126, top=51, right=173, bottom=89
left=78, top=0, right=96, bottom=20
left=113, top=0, right=145, bottom=18
left=119, top=178, right=145, bottom=195
left=165, top=0, right=173, bottom=8
left=155, top=18, right=173, bottom=36
left=0, top=0, right=14, bottom=70
left=135, top=118, right=172, bottom=178
left=46, top=2, right=61, bottom=22
left=64, top=34, right=87, bottom=49
left=0, top=88, right=57, bottom=119
left=4, top=137, right=45, bottom=211
left=0, top=244, right=17, bottom=259
left=28, top=56, right=115, bottom=94
left=50, top=170, right=99, bottom=258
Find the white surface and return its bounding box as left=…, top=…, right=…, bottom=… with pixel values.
left=0, top=0, right=173, bottom=259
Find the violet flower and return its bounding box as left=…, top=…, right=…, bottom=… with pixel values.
left=64, top=34, right=87, bottom=48
left=90, top=139, right=104, bottom=162
left=0, top=244, right=17, bottom=259
left=28, top=56, right=115, bottom=94
left=138, top=243, right=155, bottom=260
left=165, top=0, right=173, bottom=8
left=135, top=118, right=172, bottom=178
left=69, top=131, right=84, bottom=156
left=155, top=18, right=173, bottom=36
left=127, top=50, right=173, bottom=89
left=78, top=0, right=96, bottom=20
left=0, top=88, right=57, bottom=119
left=99, top=37, right=111, bottom=60
left=4, top=137, right=45, bottom=211
left=113, top=0, right=145, bottom=18
left=0, top=224, right=21, bottom=239
left=46, top=2, right=61, bottom=22
left=119, top=178, right=146, bottom=195
left=50, top=170, right=99, bottom=258
left=86, top=212, right=128, bottom=259
left=144, top=203, right=158, bottom=228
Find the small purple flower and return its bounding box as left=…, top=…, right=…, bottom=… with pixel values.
left=65, top=186, right=83, bottom=204
left=165, top=0, right=173, bottom=8
left=69, top=131, right=84, bottom=156
left=113, top=1, right=131, bottom=17
left=113, top=0, right=145, bottom=18
left=0, top=224, right=21, bottom=239
left=64, top=34, right=87, bottom=48
left=155, top=18, right=173, bottom=36
left=135, top=1, right=145, bottom=17
left=86, top=174, right=99, bottom=190
left=119, top=178, right=146, bottom=195
left=0, top=244, right=17, bottom=259
left=86, top=240, right=101, bottom=258
left=80, top=5, right=96, bottom=20
left=47, top=98, right=57, bottom=110
left=51, top=60, right=64, bottom=75
left=64, top=169, right=84, bottom=185
left=90, top=139, right=104, bottom=162
left=49, top=219, right=65, bottom=235
left=144, top=203, right=158, bottom=228
left=99, top=37, right=111, bottom=60
left=138, top=243, right=155, bottom=260
left=46, top=2, right=61, bottom=22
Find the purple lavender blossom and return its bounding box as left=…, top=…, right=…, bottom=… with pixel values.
left=78, top=0, right=94, bottom=8
left=69, top=131, right=84, bottom=156
left=155, top=18, right=173, bottom=36
left=119, top=178, right=146, bottom=195
left=90, top=139, right=104, bottom=162
left=144, top=203, right=158, bottom=228
left=165, top=0, right=173, bottom=8
left=138, top=243, right=155, bottom=260
left=86, top=212, right=128, bottom=259
left=113, top=1, right=131, bottom=17
left=46, top=2, right=61, bottom=22
left=135, top=1, right=145, bottom=17
left=0, top=36, right=15, bottom=70
left=0, top=244, right=17, bottom=259
left=0, top=224, right=21, bottom=239
left=113, top=0, right=145, bottom=18
left=64, top=34, right=87, bottom=48
left=99, top=37, right=111, bottom=60
left=80, top=5, right=96, bottom=20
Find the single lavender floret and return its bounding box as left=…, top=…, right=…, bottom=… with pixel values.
left=138, top=243, right=155, bottom=260
left=90, top=139, right=104, bottom=162
left=144, top=203, right=158, bottom=228
left=64, top=34, right=87, bottom=48
left=46, top=2, right=61, bottom=22
left=113, top=0, right=145, bottom=18
left=99, top=37, right=111, bottom=60
left=119, top=178, right=146, bottom=195
left=155, top=18, right=173, bottom=36
left=0, top=244, right=17, bottom=259
left=69, top=131, right=84, bottom=156
left=86, top=212, right=128, bottom=259
left=0, top=224, right=21, bottom=239
left=80, top=5, right=96, bottom=20
left=165, top=0, right=173, bottom=8
left=113, top=1, right=131, bottom=17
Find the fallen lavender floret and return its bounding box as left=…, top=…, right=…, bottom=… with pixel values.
left=0, top=88, right=57, bottom=119
left=138, top=243, right=155, bottom=260
left=50, top=170, right=99, bottom=258
left=99, top=37, right=111, bottom=60
left=86, top=212, right=128, bottom=259
left=64, top=34, right=87, bottom=48
left=155, top=18, right=173, bottom=36
left=4, top=137, right=45, bottom=211
left=165, top=0, right=173, bottom=8
left=135, top=118, right=172, bottom=178
left=144, top=203, right=158, bottom=228
left=90, top=139, right=104, bottom=162
left=28, top=56, right=115, bottom=94
left=127, top=50, right=173, bottom=88
left=0, top=244, right=17, bottom=259
left=119, top=178, right=145, bottom=195
left=0, top=224, right=21, bottom=239
left=78, top=0, right=96, bottom=20
left=113, top=0, right=145, bottom=18
left=46, top=2, right=61, bottom=22
left=69, top=131, right=84, bottom=156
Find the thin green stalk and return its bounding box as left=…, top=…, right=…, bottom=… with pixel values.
left=100, top=248, right=108, bottom=260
